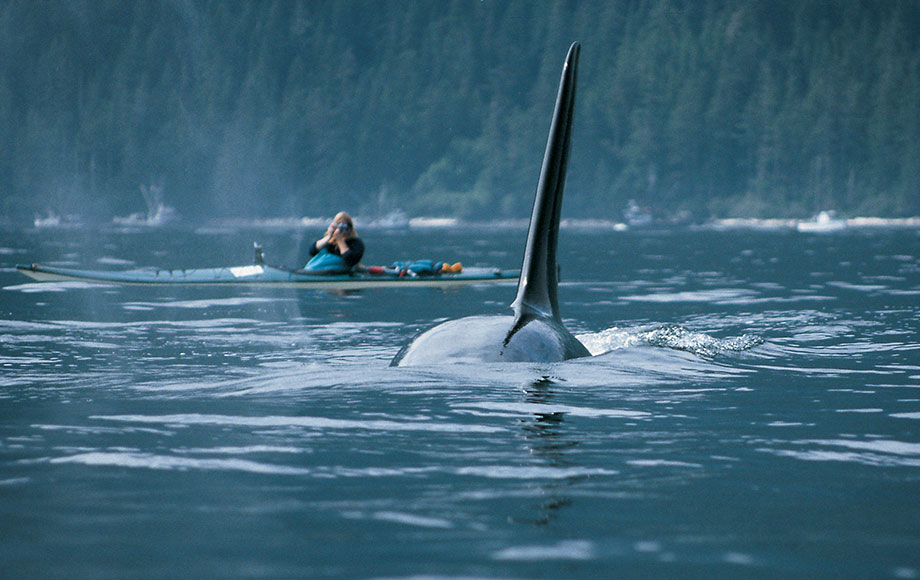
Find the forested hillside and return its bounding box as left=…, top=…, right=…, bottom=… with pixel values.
left=2, top=0, right=918, bottom=223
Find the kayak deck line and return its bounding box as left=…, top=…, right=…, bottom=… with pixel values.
left=15, top=262, right=519, bottom=290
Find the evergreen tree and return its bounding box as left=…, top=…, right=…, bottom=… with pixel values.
left=2, top=0, right=918, bottom=223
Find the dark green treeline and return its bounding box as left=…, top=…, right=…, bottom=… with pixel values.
left=2, top=0, right=918, bottom=222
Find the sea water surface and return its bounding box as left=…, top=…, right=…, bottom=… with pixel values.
left=1, top=223, right=919, bottom=579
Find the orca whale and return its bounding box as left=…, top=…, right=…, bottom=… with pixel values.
left=392, top=42, right=590, bottom=366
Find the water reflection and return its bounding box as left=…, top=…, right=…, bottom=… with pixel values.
left=511, top=375, right=580, bottom=526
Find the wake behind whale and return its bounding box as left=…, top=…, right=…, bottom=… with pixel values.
left=393, top=43, right=589, bottom=366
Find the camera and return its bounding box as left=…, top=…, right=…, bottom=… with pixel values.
left=335, top=223, right=350, bottom=233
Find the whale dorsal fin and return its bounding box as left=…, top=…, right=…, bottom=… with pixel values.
left=510, top=42, right=580, bottom=323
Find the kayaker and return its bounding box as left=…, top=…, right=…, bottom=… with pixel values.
left=303, top=211, right=365, bottom=273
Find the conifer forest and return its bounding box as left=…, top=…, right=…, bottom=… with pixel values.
left=2, top=0, right=918, bottom=223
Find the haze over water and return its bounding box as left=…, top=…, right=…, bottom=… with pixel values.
left=2, top=223, right=919, bottom=579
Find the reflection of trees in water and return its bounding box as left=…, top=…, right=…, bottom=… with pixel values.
left=509, top=374, right=581, bottom=527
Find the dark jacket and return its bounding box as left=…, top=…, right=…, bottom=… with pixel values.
left=309, top=237, right=365, bottom=268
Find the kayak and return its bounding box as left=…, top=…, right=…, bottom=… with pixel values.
left=15, top=262, right=519, bottom=290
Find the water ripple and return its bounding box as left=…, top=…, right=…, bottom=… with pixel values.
left=492, top=540, right=595, bottom=561
left=91, top=413, right=506, bottom=434
left=49, top=452, right=313, bottom=474
left=758, top=438, right=920, bottom=467
left=452, top=401, right=650, bottom=419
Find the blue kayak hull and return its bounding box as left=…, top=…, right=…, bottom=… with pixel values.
left=16, top=263, right=518, bottom=290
